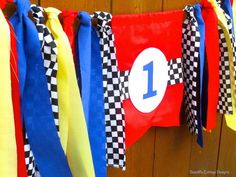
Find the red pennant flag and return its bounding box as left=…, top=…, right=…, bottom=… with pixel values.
left=112, top=10, right=184, bottom=148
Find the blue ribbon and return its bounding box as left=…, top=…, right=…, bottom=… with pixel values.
left=194, top=4, right=205, bottom=147
left=10, top=0, right=73, bottom=176
left=222, top=0, right=235, bottom=34
left=78, top=11, right=92, bottom=123
left=78, top=11, right=107, bottom=177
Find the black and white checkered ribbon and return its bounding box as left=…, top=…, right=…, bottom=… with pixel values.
left=182, top=5, right=200, bottom=135
left=223, top=12, right=236, bottom=93
left=23, top=131, right=38, bottom=177
left=217, top=11, right=235, bottom=114
left=119, top=58, right=183, bottom=100
left=93, top=11, right=126, bottom=169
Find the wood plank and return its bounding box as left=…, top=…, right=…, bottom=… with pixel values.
left=40, top=0, right=111, bottom=13
left=112, top=0, right=162, bottom=14
left=153, top=126, right=193, bottom=177
left=162, top=0, right=200, bottom=11
left=189, top=114, right=223, bottom=177
left=31, top=0, right=38, bottom=4
left=107, top=128, right=156, bottom=177
left=216, top=118, right=236, bottom=177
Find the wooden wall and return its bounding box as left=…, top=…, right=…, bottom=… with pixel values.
left=5, top=0, right=236, bottom=177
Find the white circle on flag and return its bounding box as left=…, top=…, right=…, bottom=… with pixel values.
left=129, top=47, right=168, bottom=113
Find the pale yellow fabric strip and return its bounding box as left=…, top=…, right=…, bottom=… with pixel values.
left=233, top=0, right=236, bottom=27
left=210, top=0, right=236, bottom=130
left=0, top=10, right=17, bottom=177
left=224, top=1, right=236, bottom=130
left=45, top=8, right=69, bottom=153
left=45, top=7, right=95, bottom=177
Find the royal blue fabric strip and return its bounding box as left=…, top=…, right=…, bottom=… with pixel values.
left=194, top=4, right=205, bottom=147
left=90, top=26, right=107, bottom=177
left=10, top=0, right=73, bottom=176
left=78, top=11, right=92, bottom=124
left=77, top=11, right=106, bottom=177
left=222, top=0, right=235, bottom=34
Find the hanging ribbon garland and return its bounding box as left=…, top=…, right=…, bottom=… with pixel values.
left=1, top=0, right=236, bottom=176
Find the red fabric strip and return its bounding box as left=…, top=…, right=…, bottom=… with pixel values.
left=61, top=10, right=78, bottom=66
left=9, top=21, right=28, bottom=177
left=201, top=1, right=220, bottom=131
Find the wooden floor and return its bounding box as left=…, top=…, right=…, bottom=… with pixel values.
left=5, top=0, right=236, bottom=176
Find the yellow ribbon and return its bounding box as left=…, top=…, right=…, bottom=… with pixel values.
left=45, top=7, right=95, bottom=177
left=233, top=1, right=236, bottom=28
left=224, top=0, right=236, bottom=131
left=0, top=10, right=17, bottom=177
left=210, top=0, right=236, bottom=130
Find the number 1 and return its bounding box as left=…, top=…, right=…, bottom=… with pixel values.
left=143, top=61, right=157, bottom=99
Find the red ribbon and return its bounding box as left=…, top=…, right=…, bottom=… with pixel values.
left=9, top=21, right=28, bottom=177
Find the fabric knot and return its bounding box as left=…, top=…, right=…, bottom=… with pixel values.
left=45, top=7, right=61, bottom=19
left=61, top=10, right=77, bottom=26
left=15, top=0, right=31, bottom=15
left=184, top=5, right=197, bottom=24
left=79, top=11, right=91, bottom=26
left=93, top=11, right=112, bottom=29
left=31, top=4, right=45, bottom=24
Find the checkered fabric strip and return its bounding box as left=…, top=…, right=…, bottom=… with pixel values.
left=31, top=5, right=59, bottom=132
left=24, top=132, right=37, bottom=177
left=120, top=71, right=130, bottom=101
left=167, top=58, right=183, bottom=85
left=119, top=58, right=183, bottom=101
left=94, top=11, right=126, bottom=169
left=223, top=12, right=236, bottom=92
left=217, top=26, right=233, bottom=114
left=182, top=5, right=200, bottom=135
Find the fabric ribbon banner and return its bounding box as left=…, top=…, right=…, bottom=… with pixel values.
left=2, top=0, right=236, bottom=176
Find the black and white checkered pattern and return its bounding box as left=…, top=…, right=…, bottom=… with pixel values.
left=24, top=132, right=37, bottom=177
left=182, top=5, right=200, bottom=135
left=119, top=58, right=183, bottom=100
left=94, top=11, right=126, bottom=169
left=217, top=11, right=235, bottom=114
left=120, top=71, right=130, bottom=101
left=224, top=12, right=236, bottom=92
left=167, top=58, right=183, bottom=85
left=217, top=26, right=233, bottom=114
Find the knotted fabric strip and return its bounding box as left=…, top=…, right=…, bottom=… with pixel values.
left=93, top=11, right=126, bottom=169
left=61, top=11, right=78, bottom=66
left=222, top=10, right=236, bottom=130
left=182, top=5, right=200, bottom=136
left=9, top=20, right=28, bottom=177
left=222, top=0, right=235, bottom=34
left=45, top=7, right=95, bottom=177
left=209, top=0, right=235, bottom=117
left=201, top=0, right=220, bottom=131
left=10, top=0, right=73, bottom=177
left=78, top=11, right=107, bottom=177
left=31, top=4, right=59, bottom=134
left=193, top=4, right=204, bottom=146
left=0, top=9, right=17, bottom=177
